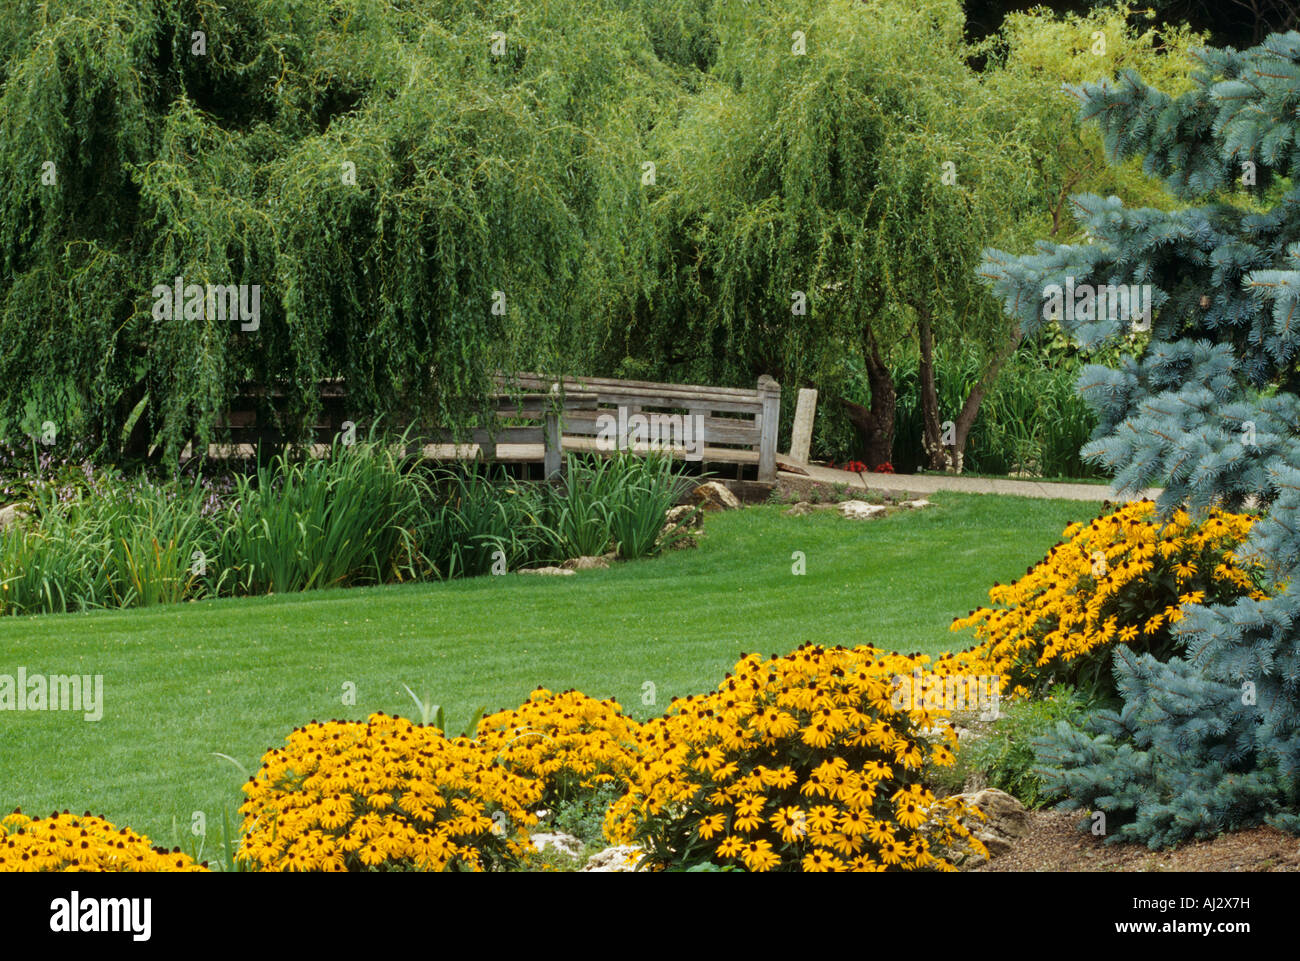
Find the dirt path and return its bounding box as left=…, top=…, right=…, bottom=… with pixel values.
left=977, top=810, right=1300, bottom=872
left=783, top=464, right=1162, bottom=503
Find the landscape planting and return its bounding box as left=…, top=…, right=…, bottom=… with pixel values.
left=3, top=0, right=1300, bottom=887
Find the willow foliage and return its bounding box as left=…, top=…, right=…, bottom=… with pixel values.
left=606, top=0, right=1037, bottom=398
left=0, top=0, right=683, bottom=458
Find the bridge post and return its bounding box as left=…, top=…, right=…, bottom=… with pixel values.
left=757, top=375, right=780, bottom=483
left=544, top=382, right=563, bottom=478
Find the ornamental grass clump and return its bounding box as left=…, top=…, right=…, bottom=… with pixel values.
left=603, top=643, right=988, bottom=872
left=0, top=810, right=207, bottom=872
left=235, top=712, right=543, bottom=872
left=950, top=500, right=1263, bottom=699
left=0, top=470, right=220, bottom=615
left=476, top=689, right=642, bottom=805
left=219, top=440, right=425, bottom=595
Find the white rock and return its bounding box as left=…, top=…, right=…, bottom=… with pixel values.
left=562, top=555, right=612, bottom=570
left=582, top=844, right=644, bottom=872
left=0, top=504, right=28, bottom=531
left=900, top=499, right=931, bottom=510
left=517, top=567, right=575, bottom=576
left=838, top=500, right=888, bottom=520
left=665, top=504, right=703, bottom=528
left=922, top=787, right=1029, bottom=868
left=530, top=832, right=584, bottom=859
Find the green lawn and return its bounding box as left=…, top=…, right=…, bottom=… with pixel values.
left=0, top=492, right=1098, bottom=849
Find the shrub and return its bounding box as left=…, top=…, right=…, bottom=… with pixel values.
left=235, top=712, right=543, bottom=872
left=0, top=809, right=207, bottom=872
left=476, top=689, right=642, bottom=806
left=0, top=471, right=220, bottom=614
left=950, top=500, right=1263, bottom=699
left=418, top=467, right=553, bottom=577
left=602, top=453, right=696, bottom=559
left=946, top=685, right=1093, bottom=808
left=979, top=28, right=1300, bottom=845
left=546, top=455, right=624, bottom=558
left=545, top=783, right=624, bottom=852
left=603, top=643, right=988, bottom=872
left=219, top=440, right=424, bottom=594
left=887, top=347, right=1104, bottom=477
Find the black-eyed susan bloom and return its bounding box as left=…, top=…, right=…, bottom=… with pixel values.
left=236, top=713, right=544, bottom=872
left=949, top=501, right=1263, bottom=699
left=604, top=644, right=986, bottom=872
left=0, top=811, right=207, bottom=873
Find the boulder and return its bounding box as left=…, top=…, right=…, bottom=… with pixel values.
left=0, top=504, right=28, bottom=531
left=582, top=844, right=644, bottom=873
left=691, top=481, right=741, bottom=512
left=518, top=566, right=575, bottom=576
left=659, top=506, right=703, bottom=551
left=530, top=832, right=584, bottom=859
left=952, top=788, right=1029, bottom=864
left=665, top=504, right=703, bottom=529
left=838, top=500, right=888, bottom=520
left=783, top=501, right=814, bottom=516
left=900, top=499, right=931, bottom=510
left=562, top=555, right=612, bottom=571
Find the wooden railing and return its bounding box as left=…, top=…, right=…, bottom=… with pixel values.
left=217, top=372, right=782, bottom=482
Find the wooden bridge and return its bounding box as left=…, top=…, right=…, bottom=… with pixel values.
left=215, top=372, right=787, bottom=483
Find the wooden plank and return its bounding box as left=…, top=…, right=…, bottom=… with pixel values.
left=558, top=409, right=761, bottom=446
left=418, top=439, right=761, bottom=465
left=544, top=410, right=561, bottom=478
left=499, top=372, right=762, bottom=401
left=788, top=387, right=818, bottom=464
left=420, top=443, right=546, bottom=462
left=556, top=392, right=764, bottom=415
left=776, top=452, right=811, bottom=476
left=560, top=436, right=760, bottom=463
left=490, top=393, right=599, bottom=414
left=757, top=375, right=780, bottom=483
left=499, top=377, right=763, bottom=409
left=421, top=427, right=545, bottom=445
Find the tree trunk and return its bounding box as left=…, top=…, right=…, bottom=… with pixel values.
left=841, top=327, right=896, bottom=470
left=917, top=304, right=1024, bottom=474
left=917, top=307, right=951, bottom=471
left=115, top=376, right=153, bottom=462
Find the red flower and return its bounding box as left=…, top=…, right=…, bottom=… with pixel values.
left=873, top=462, right=895, bottom=474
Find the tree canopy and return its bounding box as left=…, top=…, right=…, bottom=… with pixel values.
left=0, top=0, right=1210, bottom=470
left=0, top=0, right=685, bottom=458
left=601, top=0, right=1201, bottom=469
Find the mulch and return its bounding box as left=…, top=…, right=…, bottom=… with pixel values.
left=975, top=809, right=1300, bottom=872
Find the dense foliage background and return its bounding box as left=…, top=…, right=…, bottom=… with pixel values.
left=0, top=0, right=1215, bottom=473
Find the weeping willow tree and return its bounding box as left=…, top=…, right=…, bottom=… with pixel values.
left=0, top=0, right=681, bottom=460
left=601, top=0, right=1046, bottom=469
left=601, top=0, right=1200, bottom=470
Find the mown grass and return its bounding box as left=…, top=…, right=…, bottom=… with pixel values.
left=0, top=493, right=1098, bottom=849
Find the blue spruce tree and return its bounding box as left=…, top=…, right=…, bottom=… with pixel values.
left=979, top=31, right=1300, bottom=846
